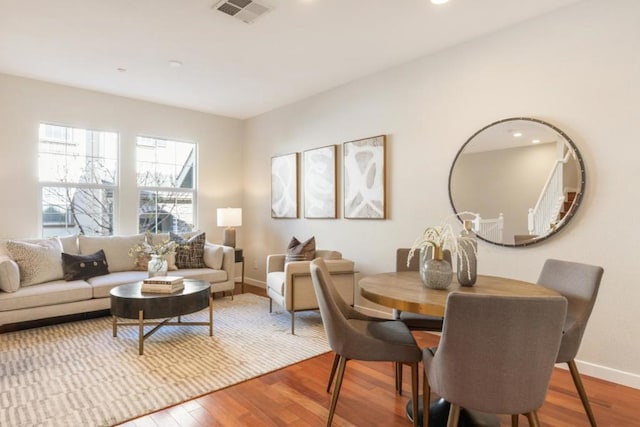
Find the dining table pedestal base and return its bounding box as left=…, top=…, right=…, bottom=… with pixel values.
left=406, top=397, right=499, bottom=427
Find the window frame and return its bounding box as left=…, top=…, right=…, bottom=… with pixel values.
left=135, top=135, right=198, bottom=234
left=38, top=122, right=119, bottom=237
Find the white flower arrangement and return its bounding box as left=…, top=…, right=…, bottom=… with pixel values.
left=128, top=231, right=178, bottom=260
left=407, top=213, right=478, bottom=270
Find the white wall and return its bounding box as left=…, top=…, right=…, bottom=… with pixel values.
left=0, top=73, right=244, bottom=241
left=243, top=0, right=640, bottom=388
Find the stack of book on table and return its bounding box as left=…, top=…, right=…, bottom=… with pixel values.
left=141, top=276, right=184, bottom=293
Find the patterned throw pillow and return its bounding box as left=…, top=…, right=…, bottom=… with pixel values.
left=285, top=236, right=316, bottom=263
left=170, top=232, right=206, bottom=269
left=5, top=239, right=64, bottom=286
left=61, top=250, right=110, bottom=281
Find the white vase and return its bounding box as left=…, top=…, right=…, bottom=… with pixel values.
left=148, top=254, right=168, bottom=278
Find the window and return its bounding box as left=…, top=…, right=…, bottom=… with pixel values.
left=136, top=136, right=196, bottom=233
left=39, top=124, right=118, bottom=236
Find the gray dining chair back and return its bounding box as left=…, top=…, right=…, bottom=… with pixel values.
left=537, top=258, right=604, bottom=427
left=310, top=258, right=422, bottom=427
left=422, top=293, right=567, bottom=427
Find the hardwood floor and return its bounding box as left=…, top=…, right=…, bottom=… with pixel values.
left=116, top=285, right=639, bottom=426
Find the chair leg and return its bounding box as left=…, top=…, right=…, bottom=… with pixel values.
left=327, top=353, right=339, bottom=392
left=511, top=414, right=519, bottom=427
left=447, top=404, right=460, bottom=427
left=396, top=362, right=403, bottom=395
left=290, top=311, right=295, bottom=334
left=525, top=411, right=541, bottom=427
left=567, top=359, right=597, bottom=427
left=411, top=362, right=419, bottom=427
left=422, top=370, right=430, bottom=427
left=327, top=355, right=347, bottom=426
left=269, top=298, right=272, bottom=313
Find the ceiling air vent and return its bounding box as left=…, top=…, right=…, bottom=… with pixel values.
left=214, top=0, right=272, bottom=24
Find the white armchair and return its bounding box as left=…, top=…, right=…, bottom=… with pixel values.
left=266, top=250, right=355, bottom=334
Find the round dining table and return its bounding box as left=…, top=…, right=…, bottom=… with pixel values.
left=359, top=272, right=560, bottom=427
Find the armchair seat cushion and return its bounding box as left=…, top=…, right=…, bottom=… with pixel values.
left=267, top=272, right=286, bottom=296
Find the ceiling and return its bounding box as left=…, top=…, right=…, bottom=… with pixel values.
left=0, top=0, right=582, bottom=119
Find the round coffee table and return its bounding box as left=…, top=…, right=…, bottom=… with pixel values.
left=110, top=279, right=212, bottom=355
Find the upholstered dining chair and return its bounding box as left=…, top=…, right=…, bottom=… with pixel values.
left=422, top=293, right=567, bottom=427
left=537, top=259, right=604, bottom=427
left=310, top=258, right=422, bottom=427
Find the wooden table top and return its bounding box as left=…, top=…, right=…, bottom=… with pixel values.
left=359, top=272, right=559, bottom=317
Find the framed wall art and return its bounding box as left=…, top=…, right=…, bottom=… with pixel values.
left=303, top=145, right=337, bottom=219
left=343, top=135, right=386, bottom=219
left=271, top=152, right=299, bottom=218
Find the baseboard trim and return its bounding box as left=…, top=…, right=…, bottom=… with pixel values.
left=244, top=277, right=265, bottom=289
left=571, top=359, right=640, bottom=390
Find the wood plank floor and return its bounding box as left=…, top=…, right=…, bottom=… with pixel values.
left=117, top=285, right=640, bottom=427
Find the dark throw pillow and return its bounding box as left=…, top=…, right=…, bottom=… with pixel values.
left=285, top=236, right=316, bottom=263
left=170, top=232, right=206, bottom=269
left=61, top=250, right=109, bottom=281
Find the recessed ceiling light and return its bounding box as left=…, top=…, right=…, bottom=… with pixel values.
left=512, top=131, right=523, bottom=138
left=116, top=68, right=127, bottom=73
left=431, top=0, right=449, bottom=4
left=168, top=60, right=183, bottom=68
left=532, top=139, right=541, bottom=144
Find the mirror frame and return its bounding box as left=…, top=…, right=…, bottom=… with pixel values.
left=448, top=117, right=586, bottom=247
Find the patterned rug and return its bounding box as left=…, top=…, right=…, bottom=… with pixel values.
left=0, top=294, right=330, bottom=426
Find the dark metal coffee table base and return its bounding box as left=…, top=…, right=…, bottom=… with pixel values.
left=110, top=280, right=212, bottom=355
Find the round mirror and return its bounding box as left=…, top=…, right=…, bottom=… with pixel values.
left=448, top=117, right=585, bottom=247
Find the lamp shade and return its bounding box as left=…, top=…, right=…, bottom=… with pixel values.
left=217, top=208, right=242, bottom=227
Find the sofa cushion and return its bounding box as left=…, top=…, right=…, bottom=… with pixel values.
left=87, top=271, right=148, bottom=298
left=285, top=236, right=315, bottom=263
left=79, top=234, right=145, bottom=272
left=58, top=234, right=79, bottom=255
left=0, top=256, right=20, bottom=293
left=5, top=238, right=64, bottom=286
left=203, top=244, right=224, bottom=270
left=0, top=279, right=92, bottom=312
left=170, top=232, right=206, bottom=269
left=61, top=250, right=110, bottom=281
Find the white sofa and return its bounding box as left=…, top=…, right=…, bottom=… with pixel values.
left=0, top=233, right=235, bottom=327
left=266, top=250, right=355, bottom=334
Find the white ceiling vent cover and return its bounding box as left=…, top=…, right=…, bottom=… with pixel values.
left=215, top=0, right=272, bottom=24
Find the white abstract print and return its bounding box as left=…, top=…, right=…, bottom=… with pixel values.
left=304, top=145, right=336, bottom=218
left=343, top=135, right=385, bottom=219
left=271, top=153, right=298, bottom=218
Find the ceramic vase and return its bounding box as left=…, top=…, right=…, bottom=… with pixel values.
left=419, top=246, right=453, bottom=289
left=148, top=254, right=168, bottom=278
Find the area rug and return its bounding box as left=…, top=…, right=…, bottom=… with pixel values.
left=0, top=294, right=330, bottom=427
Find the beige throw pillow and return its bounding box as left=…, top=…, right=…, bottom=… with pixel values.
left=203, top=244, right=224, bottom=270
left=0, top=255, right=20, bottom=292
left=5, top=238, right=64, bottom=286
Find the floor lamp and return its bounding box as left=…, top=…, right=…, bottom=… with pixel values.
left=217, top=208, right=242, bottom=247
